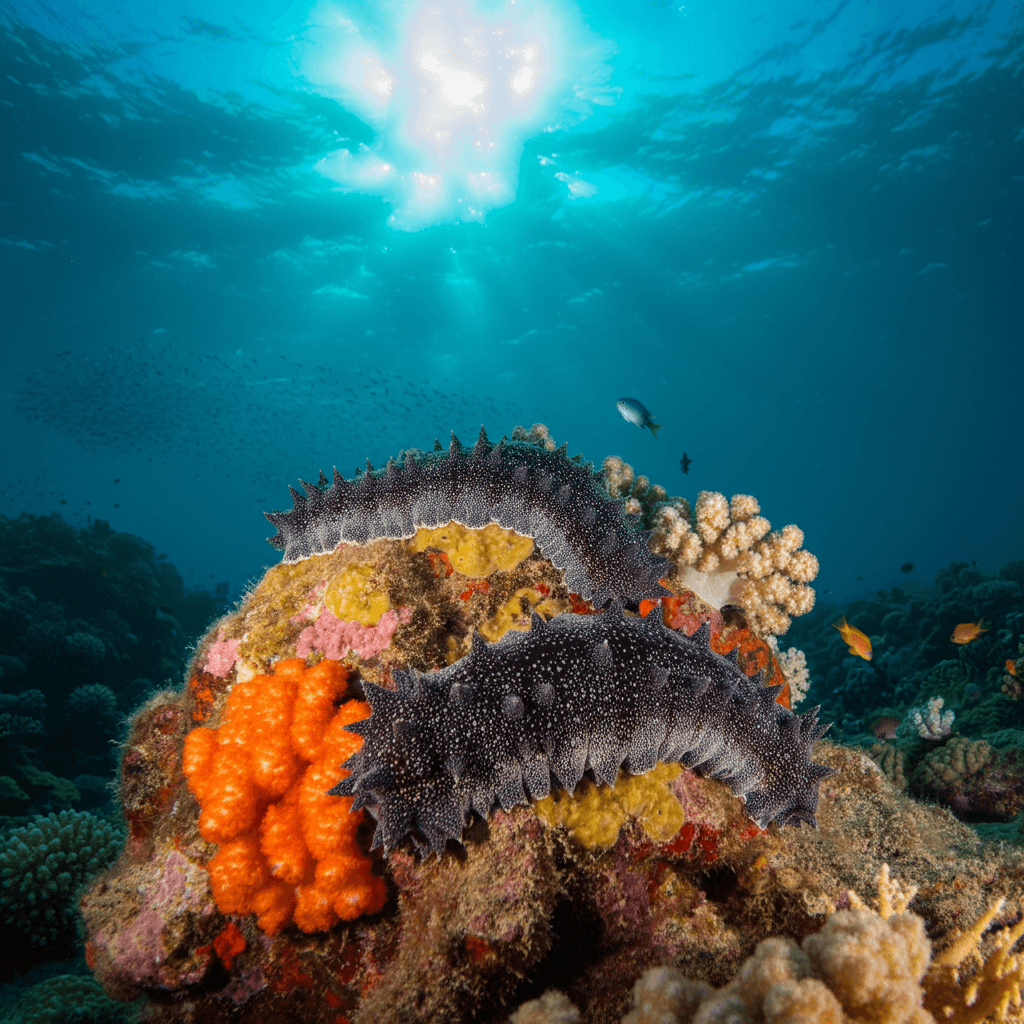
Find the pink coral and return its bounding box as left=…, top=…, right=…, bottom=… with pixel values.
left=296, top=606, right=412, bottom=661
left=205, top=636, right=241, bottom=678
left=291, top=581, right=328, bottom=625
left=96, top=850, right=212, bottom=989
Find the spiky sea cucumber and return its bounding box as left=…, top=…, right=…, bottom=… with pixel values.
left=265, top=428, right=670, bottom=606
left=332, top=605, right=834, bottom=855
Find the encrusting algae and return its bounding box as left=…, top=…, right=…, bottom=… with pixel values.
left=76, top=425, right=1024, bottom=1024
left=479, top=584, right=569, bottom=642
left=323, top=561, right=392, bottom=626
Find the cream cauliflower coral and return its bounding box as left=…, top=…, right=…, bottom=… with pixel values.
left=767, top=637, right=812, bottom=706
left=601, top=455, right=668, bottom=521
left=648, top=488, right=818, bottom=636
left=518, top=865, right=1024, bottom=1024
left=600, top=456, right=818, bottom=635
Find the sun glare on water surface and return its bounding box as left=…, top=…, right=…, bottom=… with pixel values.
left=307, top=0, right=585, bottom=229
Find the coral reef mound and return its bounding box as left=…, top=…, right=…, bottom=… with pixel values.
left=78, top=428, right=1024, bottom=1024
left=334, top=604, right=833, bottom=854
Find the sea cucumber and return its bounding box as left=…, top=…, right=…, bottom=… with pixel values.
left=332, top=604, right=834, bottom=855
left=265, top=428, right=670, bottom=606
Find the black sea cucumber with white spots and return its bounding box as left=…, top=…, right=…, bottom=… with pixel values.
left=265, top=427, right=670, bottom=605
left=331, top=605, right=834, bottom=856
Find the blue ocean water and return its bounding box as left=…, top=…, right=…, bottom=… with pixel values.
left=2, top=0, right=1020, bottom=605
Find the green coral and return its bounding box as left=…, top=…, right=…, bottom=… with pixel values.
left=17, top=766, right=80, bottom=811
left=913, top=659, right=969, bottom=706
left=955, top=693, right=1024, bottom=736
left=8, top=974, right=138, bottom=1024
left=0, top=810, right=122, bottom=946
left=64, top=684, right=118, bottom=722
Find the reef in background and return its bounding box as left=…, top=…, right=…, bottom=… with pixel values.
left=0, top=513, right=228, bottom=1000
left=786, top=562, right=1024, bottom=833
left=71, top=428, right=1024, bottom=1024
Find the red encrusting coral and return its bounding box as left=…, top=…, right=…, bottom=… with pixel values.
left=569, top=593, right=598, bottom=614
left=182, top=659, right=387, bottom=935
left=188, top=674, right=216, bottom=723
left=212, top=921, right=247, bottom=971
left=711, top=627, right=790, bottom=710
left=427, top=550, right=453, bottom=577
left=640, top=596, right=791, bottom=709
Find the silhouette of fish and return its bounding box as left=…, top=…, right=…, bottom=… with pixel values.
left=680, top=452, right=692, bottom=474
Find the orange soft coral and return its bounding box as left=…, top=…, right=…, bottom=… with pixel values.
left=182, top=658, right=387, bottom=935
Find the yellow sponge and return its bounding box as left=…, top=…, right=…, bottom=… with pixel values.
left=409, top=522, right=534, bottom=578
left=479, top=588, right=567, bottom=643
left=534, top=764, right=684, bottom=850
left=323, top=563, right=391, bottom=626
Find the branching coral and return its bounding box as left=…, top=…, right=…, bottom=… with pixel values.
left=534, top=864, right=1024, bottom=1024
left=181, top=658, right=386, bottom=934
left=577, top=864, right=1024, bottom=1024
left=922, top=896, right=1024, bottom=1023
left=906, top=697, right=955, bottom=741
left=767, top=637, right=812, bottom=706
left=650, top=491, right=818, bottom=636
left=0, top=810, right=122, bottom=947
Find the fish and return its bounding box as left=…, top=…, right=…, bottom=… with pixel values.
left=680, top=452, right=692, bottom=474
left=832, top=615, right=872, bottom=660
left=900, top=562, right=914, bottom=573
left=870, top=715, right=899, bottom=741
left=616, top=398, right=662, bottom=437
left=1006, top=660, right=1017, bottom=677
left=951, top=621, right=988, bottom=644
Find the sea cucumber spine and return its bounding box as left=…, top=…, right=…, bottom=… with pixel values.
left=265, top=427, right=670, bottom=605
left=331, top=605, right=834, bottom=856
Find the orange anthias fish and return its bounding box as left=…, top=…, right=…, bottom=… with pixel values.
left=951, top=621, right=989, bottom=644
left=1007, top=660, right=1018, bottom=677
left=832, top=616, right=872, bottom=661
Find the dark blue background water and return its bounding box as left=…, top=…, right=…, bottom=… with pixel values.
left=2, top=0, right=1021, bottom=606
